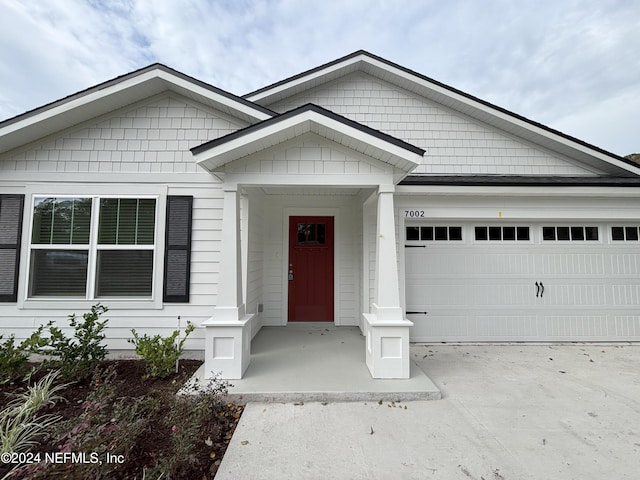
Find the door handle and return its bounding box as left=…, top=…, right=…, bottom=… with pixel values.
left=539, top=282, right=544, bottom=298
left=288, top=270, right=294, bottom=281
left=535, top=281, right=540, bottom=297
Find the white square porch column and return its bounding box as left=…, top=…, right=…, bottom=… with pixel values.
left=202, top=185, right=253, bottom=379
left=363, top=184, right=412, bottom=378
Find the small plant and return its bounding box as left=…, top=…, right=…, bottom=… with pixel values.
left=0, top=335, right=30, bottom=384
left=0, top=370, right=68, bottom=455
left=129, top=320, right=195, bottom=379
left=32, top=304, right=109, bottom=380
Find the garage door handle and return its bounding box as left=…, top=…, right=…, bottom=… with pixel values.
left=535, top=281, right=540, bottom=297
left=540, top=282, right=544, bottom=298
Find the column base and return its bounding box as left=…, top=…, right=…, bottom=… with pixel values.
left=362, top=313, right=413, bottom=379
left=202, top=314, right=254, bottom=379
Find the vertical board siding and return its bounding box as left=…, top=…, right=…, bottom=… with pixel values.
left=268, top=72, right=598, bottom=176
left=1, top=94, right=247, bottom=174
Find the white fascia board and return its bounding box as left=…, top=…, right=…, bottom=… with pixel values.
left=395, top=184, right=640, bottom=198
left=245, top=55, right=364, bottom=103
left=193, top=109, right=423, bottom=172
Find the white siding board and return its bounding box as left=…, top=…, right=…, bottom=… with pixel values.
left=268, top=72, right=599, bottom=176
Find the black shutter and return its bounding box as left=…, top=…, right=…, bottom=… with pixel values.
left=163, top=196, right=193, bottom=303
left=0, top=194, right=24, bottom=302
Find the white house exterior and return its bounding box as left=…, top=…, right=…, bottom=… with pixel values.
left=1, top=51, right=639, bottom=380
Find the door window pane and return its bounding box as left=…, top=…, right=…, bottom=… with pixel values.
left=625, top=226, right=639, bottom=241
left=571, top=227, right=584, bottom=241
left=406, top=227, right=419, bottom=241
left=475, top=227, right=488, bottom=241
left=557, top=227, right=570, bottom=241
left=434, top=227, right=448, bottom=241
left=502, top=227, right=516, bottom=241
left=448, top=227, right=462, bottom=241
left=297, top=223, right=326, bottom=245
left=489, top=227, right=502, bottom=241
left=420, top=226, right=433, bottom=241
left=517, top=227, right=530, bottom=241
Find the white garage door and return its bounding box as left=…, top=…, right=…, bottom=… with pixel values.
left=405, top=223, right=640, bottom=341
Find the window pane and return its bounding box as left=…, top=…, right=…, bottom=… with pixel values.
left=475, top=227, right=488, bottom=241
left=625, top=226, right=638, bottom=241
left=557, top=227, right=570, bottom=241
left=503, top=227, right=516, bottom=241
left=137, top=199, right=156, bottom=244
left=489, top=227, right=501, bottom=241
left=449, top=227, right=462, bottom=241
left=612, top=227, right=624, bottom=241
left=96, top=250, right=153, bottom=297
left=542, top=227, right=555, bottom=241
left=571, top=227, right=584, bottom=241
left=297, top=223, right=325, bottom=245
left=585, top=226, right=599, bottom=241
left=434, top=227, right=448, bottom=241
left=98, top=199, right=118, bottom=244
left=517, top=227, right=530, bottom=241
left=99, top=198, right=156, bottom=245
left=32, top=197, right=91, bottom=245
left=29, top=249, right=88, bottom=296
left=406, top=227, right=419, bottom=241
left=420, top=226, right=433, bottom=241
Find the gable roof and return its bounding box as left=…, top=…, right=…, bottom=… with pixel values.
left=245, top=50, right=640, bottom=177
left=0, top=64, right=274, bottom=155
left=191, top=103, right=424, bottom=173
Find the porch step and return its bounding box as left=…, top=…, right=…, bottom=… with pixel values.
left=181, top=326, right=441, bottom=402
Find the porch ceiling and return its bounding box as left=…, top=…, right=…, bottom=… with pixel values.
left=260, top=186, right=362, bottom=195
left=191, top=104, right=424, bottom=174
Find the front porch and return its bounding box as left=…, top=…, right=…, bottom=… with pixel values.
left=188, top=324, right=441, bottom=402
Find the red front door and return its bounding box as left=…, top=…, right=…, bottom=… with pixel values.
left=288, top=216, right=334, bottom=321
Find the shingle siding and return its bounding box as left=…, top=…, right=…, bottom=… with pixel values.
left=268, top=72, right=599, bottom=176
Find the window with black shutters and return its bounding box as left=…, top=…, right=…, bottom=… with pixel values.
left=0, top=195, right=24, bottom=302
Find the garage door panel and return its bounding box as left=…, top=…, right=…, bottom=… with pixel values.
left=610, top=284, right=640, bottom=305
left=537, top=253, right=605, bottom=276
left=612, top=316, right=640, bottom=337
left=609, top=253, right=640, bottom=275
left=405, top=222, right=640, bottom=342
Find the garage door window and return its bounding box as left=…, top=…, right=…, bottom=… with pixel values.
left=475, top=226, right=530, bottom=241
left=542, top=226, right=598, bottom=241
left=612, top=226, right=640, bottom=241
left=406, top=226, right=462, bottom=241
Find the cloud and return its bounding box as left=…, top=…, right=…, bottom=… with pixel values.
left=0, top=0, right=638, bottom=154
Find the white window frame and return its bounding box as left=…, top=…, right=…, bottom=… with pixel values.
left=19, top=185, right=166, bottom=310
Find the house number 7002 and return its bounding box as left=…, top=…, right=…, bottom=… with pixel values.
left=404, top=210, right=425, bottom=217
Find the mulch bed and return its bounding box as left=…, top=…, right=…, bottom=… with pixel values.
left=0, top=359, right=243, bottom=479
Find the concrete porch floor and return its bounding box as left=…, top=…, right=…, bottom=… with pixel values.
left=187, top=323, right=441, bottom=402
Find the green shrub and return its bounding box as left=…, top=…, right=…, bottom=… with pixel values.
left=32, top=304, right=109, bottom=380
left=128, top=320, right=195, bottom=379
left=0, top=335, right=30, bottom=384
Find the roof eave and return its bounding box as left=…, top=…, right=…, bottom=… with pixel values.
left=0, top=65, right=274, bottom=155
left=192, top=105, right=424, bottom=173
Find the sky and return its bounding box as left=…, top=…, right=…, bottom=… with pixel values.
left=0, top=0, right=638, bottom=156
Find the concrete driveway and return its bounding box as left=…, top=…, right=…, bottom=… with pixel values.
left=215, top=344, right=640, bottom=479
